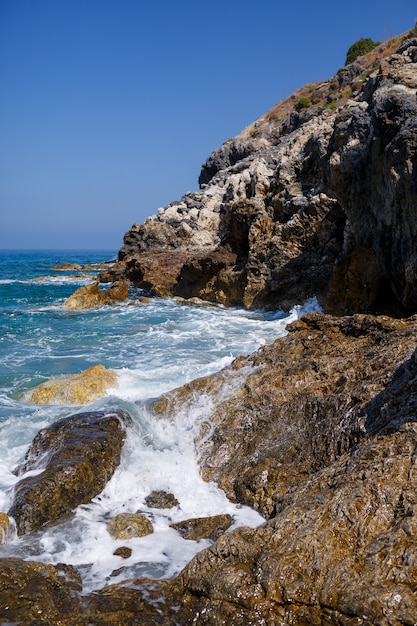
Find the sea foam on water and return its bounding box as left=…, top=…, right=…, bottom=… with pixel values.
left=0, top=250, right=321, bottom=591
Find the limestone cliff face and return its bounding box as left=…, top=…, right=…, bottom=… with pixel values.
left=102, top=30, right=417, bottom=316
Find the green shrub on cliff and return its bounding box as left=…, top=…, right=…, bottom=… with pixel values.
left=295, top=96, right=311, bottom=110
left=345, top=37, right=380, bottom=65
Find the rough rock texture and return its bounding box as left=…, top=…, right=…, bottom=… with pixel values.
left=170, top=514, right=233, bottom=542
left=8, top=409, right=132, bottom=535
left=325, top=39, right=417, bottom=315
left=145, top=489, right=179, bottom=509
left=100, top=31, right=417, bottom=316
left=63, top=280, right=128, bottom=309
left=3, top=313, right=417, bottom=623
left=0, top=559, right=83, bottom=625
left=154, top=313, right=417, bottom=519
left=107, top=512, right=153, bottom=539
left=0, top=512, right=10, bottom=544
left=25, top=364, right=118, bottom=405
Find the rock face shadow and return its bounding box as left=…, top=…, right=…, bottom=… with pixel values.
left=363, top=347, right=417, bottom=435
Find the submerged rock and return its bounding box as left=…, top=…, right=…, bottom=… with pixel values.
left=8, top=409, right=132, bottom=535
left=63, top=280, right=128, bottom=309
left=25, top=364, right=118, bottom=405
left=107, top=513, right=153, bottom=540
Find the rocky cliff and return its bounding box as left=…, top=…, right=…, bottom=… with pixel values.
left=2, top=26, right=417, bottom=626
left=101, top=28, right=417, bottom=317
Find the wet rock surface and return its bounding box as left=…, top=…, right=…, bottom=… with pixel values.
left=0, top=512, right=10, bottom=544
left=157, top=313, right=417, bottom=518
left=8, top=409, right=132, bottom=535
left=2, top=313, right=417, bottom=623
left=25, top=364, right=118, bottom=405
left=0, top=559, right=83, bottom=625
left=63, top=279, right=129, bottom=309
left=107, top=512, right=154, bottom=539
left=170, top=514, right=233, bottom=542
left=145, top=489, right=179, bottom=509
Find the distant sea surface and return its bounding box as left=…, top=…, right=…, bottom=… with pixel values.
left=0, top=249, right=320, bottom=591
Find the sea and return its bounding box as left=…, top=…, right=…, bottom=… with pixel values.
left=0, top=249, right=320, bottom=592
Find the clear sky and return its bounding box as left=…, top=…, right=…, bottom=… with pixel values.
left=0, top=1, right=415, bottom=250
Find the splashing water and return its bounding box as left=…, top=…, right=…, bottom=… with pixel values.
left=0, top=249, right=320, bottom=591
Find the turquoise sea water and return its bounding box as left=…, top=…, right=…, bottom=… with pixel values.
left=0, top=249, right=320, bottom=591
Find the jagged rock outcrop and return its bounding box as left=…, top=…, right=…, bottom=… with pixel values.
left=8, top=409, right=132, bottom=535
left=63, top=280, right=128, bottom=309
left=325, top=39, right=417, bottom=315
left=153, top=313, right=417, bottom=518
left=100, top=29, right=417, bottom=316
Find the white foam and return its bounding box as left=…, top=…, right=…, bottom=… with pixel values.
left=6, top=399, right=264, bottom=592
left=0, top=295, right=321, bottom=591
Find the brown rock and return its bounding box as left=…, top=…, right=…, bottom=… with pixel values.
left=63, top=280, right=128, bottom=310
left=0, top=558, right=82, bottom=624
left=173, top=422, right=417, bottom=624
left=145, top=490, right=179, bottom=509
left=113, top=546, right=132, bottom=559
left=107, top=513, right=153, bottom=540
left=25, top=364, right=118, bottom=405
left=170, top=514, right=232, bottom=542
left=8, top=409, right=132, bottom=535
left=155, top=312, right=417, bottom=519
left=0, top=513, right=10, bottom=544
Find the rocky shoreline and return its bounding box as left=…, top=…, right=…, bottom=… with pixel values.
left=1, top=26, right=417, bottom=626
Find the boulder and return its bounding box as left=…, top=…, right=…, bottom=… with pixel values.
left=63, top=280, right=128, bottom=310
left=113, top=546, right=132, bottom=559
left=8, top=409, right=132, bottom=535
left=107, top=513, right=153, bottom=540
left=145, top=490, right=179, bottom=509
left=25, top=364, right=118, bottom=405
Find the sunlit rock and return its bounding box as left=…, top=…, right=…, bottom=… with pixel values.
left=0, top=512, right=10, bottom=544
left=63, top=280, right=128, bottom=310
left=107, top=513, right=153, bottom=540
left=25, top=364, right=118, bottom=405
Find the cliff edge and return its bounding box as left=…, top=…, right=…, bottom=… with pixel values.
left=101, top=26, right=417, bottom=317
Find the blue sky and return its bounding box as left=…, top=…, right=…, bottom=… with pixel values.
left=0, top=1, right=415, bottom=250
